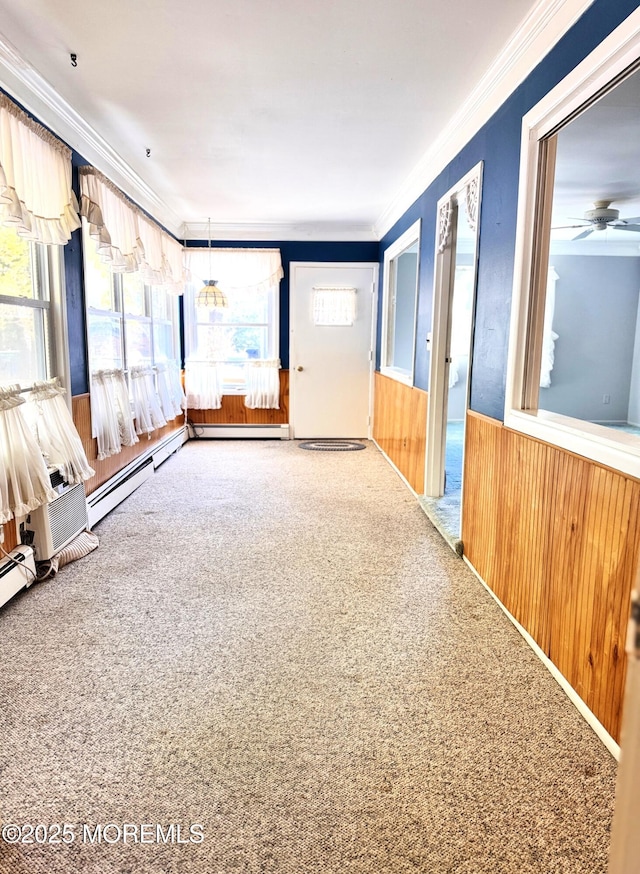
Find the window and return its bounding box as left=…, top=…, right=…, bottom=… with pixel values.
left=381, top=219, right=420, bottom=385
left=83, top=222, right=179, bottom=373
left=505, top=11, right=640, bottom=478
left=187, top=283, right=278, bottom=393
left=0, top=225, right=66, bottom=388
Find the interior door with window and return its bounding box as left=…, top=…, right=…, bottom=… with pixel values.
left=290, top=263, right=377, bottom=439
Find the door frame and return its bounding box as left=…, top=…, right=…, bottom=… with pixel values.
left=289, top=261, right=379, bottom=439
left=425, top=162, right=483, bottom=508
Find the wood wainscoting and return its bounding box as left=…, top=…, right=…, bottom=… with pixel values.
left=373, top=372, right=427, bottom=493
left=187, top=370, right=289, bottom=425
left=1, top=519, right=19, bottom=553
left=463, top=410, right=640, bottom=742
left=73, top=394, right=185, bottom=496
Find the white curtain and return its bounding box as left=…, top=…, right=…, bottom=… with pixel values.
left=244, top=360, right=281, bottom=409
left=184, top=361, right=223, bottom=410
left=312, top=287, right=357, bottom=326
left=540, top=267, right=560, bottom=389
left=0, top=94, right=80, bottom=244
left=0, top=385, right=57, bottom=524
left=90, top=369, right=138, bottom=461
left=156, top=361, right=185, bottom=420
left=79, top=167, right=185, bottom=291
left=184, top=247, right=283, bottom=291
left=23, top=380, right=94, bottom=486
left=130, top=366, right=166, bottom=436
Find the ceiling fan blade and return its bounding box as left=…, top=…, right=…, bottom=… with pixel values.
left=572, top=229, right=594, bottom=240
left=618, top=217, right=640, bottom=224
left=613, top=223, right=640, bottom=232
left=551, top=224, right=589, bottom=230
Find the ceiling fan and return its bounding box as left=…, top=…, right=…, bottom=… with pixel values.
left=553, top=200, right=640, bottom=239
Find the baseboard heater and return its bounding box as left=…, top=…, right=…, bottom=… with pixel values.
left=0, top=546, right=36, bottom=609
left=189, top=424, right=290, bottom=439
left=87, top=427, right=187, bottom=527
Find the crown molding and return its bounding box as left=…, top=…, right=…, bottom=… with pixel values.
left=374, top=0, right=596, bottom=239
left=0, top=33, right=183, bottom=237
left=182, top=221, right=378, bottom=243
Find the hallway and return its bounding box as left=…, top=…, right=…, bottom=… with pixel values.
left=0, top=440, right=616, bottom=873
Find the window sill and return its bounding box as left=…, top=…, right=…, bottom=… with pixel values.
left=504, top=408, right=640, bottom=480
left=380, top=366, right=414, bottom=388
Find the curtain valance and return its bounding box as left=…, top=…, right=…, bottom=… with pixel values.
left=185, top=247, right=283, bottom=291
left=0, top=94, right=80, bottom=244
left=79, top=167, right=185, bottom=292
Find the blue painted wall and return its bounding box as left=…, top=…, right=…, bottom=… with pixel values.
left=184, top=240, right=379, bottom=370
left=377, top=0, right=640, bottom=421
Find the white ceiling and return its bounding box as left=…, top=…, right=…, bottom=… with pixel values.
left=0, top=0, right=541, bottom=239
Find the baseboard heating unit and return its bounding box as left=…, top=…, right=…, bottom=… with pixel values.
left=0, top=546, right=36, bottom=609
left=87, top=426, right=187, bottom=527
left=25, top=479, right=88, bottom=562
left=189, top=424, right=290, bottom=439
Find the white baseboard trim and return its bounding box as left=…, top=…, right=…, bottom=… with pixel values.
left=87, top=426, right=187, bottom=527
left=189, top=424, right=290, bottom=440
left=0, top=546, right=36, bottom=609
left=371, top=438, right=419, bottom=497
left=463, top=555, right=621, bottom=761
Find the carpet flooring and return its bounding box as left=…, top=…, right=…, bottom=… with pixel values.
left=0, top=440, right=617, bottom=873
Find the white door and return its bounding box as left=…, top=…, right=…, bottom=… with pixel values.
left=290, top=262, right=377, bottom=438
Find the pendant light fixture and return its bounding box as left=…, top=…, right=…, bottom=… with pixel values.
left=195, top=218, right=228, bottom=308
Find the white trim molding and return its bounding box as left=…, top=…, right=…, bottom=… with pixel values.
left=183, top=221, right=377, bottom=243
left=374, top=0, right=597, bottom=238
left=504, top=7, right=640, bottom=480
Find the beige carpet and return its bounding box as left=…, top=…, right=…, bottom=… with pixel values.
left=0, top=440, right=616, bottom=873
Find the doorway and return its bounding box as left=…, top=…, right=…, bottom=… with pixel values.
left=290, top=262, right=378, bottom=439
left=423, top=164, right=482, bottom=550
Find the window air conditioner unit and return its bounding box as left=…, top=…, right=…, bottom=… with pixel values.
left=24, top=472, right=88, bottom=562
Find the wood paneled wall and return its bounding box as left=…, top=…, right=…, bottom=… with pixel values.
left=73, top=394, right=185, bottom=496
left=373, top=372, right=427, bottom=493
left=1, top=519, right=19, bottom=553
left=188, top=370, right=289, bottom=425
left=463, top=410, right=639, bottom=742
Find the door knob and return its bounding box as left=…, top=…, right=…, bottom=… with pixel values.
left=296, top=365, right=304, bottom=371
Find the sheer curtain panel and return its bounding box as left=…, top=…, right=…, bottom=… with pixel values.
left=0, top=94, right=80, bottom=244
left=184, top=361, right=223, bottom=410
left=90, top=369, right=138, bottom=461
left=79, top=167, right=185, bottom=290
left=130, top=366, right=166, bottom=436
left=0, top=385, right=57, bottom=524
left=244, top=360, right=281, bottom=409
left=184, top=247, right=283, bottom=291
left=156, top=361, right=185, bottom=420
left=24, top=380, right=95, bottom=485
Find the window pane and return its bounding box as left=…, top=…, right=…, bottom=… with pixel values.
left=535, top=66, right=640, bottom=436
left=87, top=313, right=123, bottom=370
left=0, top=226, right=35, bottom=299
left=151, top=287, right=169, bottom=320
left=125, top=317, right=152, bottom=366
left=122, top=273, right=146, bottom=316
left=198, top=287, right=270, bottom=325
left=153, top=321, right=174, bottom=362
left=83, top=230, right=115, bottom=310
left=195, top=325, right=268, bottom=361
left=0, top=302, right=49, bottom=384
